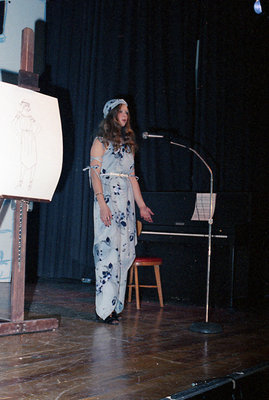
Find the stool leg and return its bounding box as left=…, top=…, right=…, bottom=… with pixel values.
left=154, top=265, right=164, bottom=307
left=128, top=264, right=134, bottom=303
left=134, top=264, right=140, bottom=309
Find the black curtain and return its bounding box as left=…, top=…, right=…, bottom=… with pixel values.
left=31, top=0, right=268, bottom=281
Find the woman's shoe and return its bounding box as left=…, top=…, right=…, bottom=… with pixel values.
left=112, top=311, right=122, bottom=321
left=95, top=311, right=119, bottom=325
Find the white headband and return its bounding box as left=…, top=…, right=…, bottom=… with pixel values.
left=103, top=99, right=128, bottom=118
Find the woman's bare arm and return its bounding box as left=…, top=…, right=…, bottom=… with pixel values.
left=90, top=138, right=112, bottom=226
left=129, top=175, right=154, bottom=223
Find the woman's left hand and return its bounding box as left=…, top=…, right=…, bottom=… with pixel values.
left=140, top=205, right=154, bottom=223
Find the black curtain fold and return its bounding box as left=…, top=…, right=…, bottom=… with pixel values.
left=31, top=0, right=268, bottom=280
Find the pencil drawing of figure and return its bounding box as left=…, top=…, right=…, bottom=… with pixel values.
left=13, top=100, right=40, bottom=191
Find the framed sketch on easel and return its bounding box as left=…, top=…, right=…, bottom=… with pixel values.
left=0, top=81, right=63, bottom=202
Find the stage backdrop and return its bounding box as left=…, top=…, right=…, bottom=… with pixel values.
left=33, top=0, right=268, bottom=304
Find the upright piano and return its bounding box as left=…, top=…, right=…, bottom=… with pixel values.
left=136, top=192, right=251, bottom=307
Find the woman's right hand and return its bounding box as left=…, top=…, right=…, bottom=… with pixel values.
left=99, top=203, right=112, bottom=226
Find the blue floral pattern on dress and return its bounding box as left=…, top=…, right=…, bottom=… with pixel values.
left=93, top=139, right=137, bottom=320
left=113, top=183, right=121, bottom=195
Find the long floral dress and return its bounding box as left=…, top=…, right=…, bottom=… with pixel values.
left=91, top=138, right=137, bottom=320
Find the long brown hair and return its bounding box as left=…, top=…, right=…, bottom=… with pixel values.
left=97, top=104, right=137, bottom=153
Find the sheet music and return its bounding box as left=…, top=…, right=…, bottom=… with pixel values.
left=191, top=193, right=216, bottom=221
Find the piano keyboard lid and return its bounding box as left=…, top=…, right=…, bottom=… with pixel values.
left=139, top=192, right=251, bottom=228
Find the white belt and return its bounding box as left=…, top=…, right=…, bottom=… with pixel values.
left=100, top=172, right=130, bottom=178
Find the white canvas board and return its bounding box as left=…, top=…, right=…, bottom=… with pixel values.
left=0, top=82, right=63, bottom=201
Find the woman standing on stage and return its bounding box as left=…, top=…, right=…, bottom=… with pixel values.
left=89, top=98, right=153, bottom=324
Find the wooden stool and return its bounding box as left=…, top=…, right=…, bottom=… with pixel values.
left=128, top=257, right=164, bottom=309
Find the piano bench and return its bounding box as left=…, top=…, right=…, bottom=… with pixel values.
left=127, top=257, right=164, bottom=309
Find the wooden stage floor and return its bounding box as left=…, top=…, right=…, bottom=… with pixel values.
left=0, top=279, right=269, bottom=400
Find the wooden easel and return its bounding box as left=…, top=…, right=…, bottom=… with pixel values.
left=0, top=28, right=58, bottom=336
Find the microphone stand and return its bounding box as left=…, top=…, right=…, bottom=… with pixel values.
left=170, top=140, right=222, bottom=334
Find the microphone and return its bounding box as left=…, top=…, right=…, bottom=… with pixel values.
left=142, top=131, right=165, bottom=139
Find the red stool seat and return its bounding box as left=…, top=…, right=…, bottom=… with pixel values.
left=134, top=257, right=162, bottom=264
